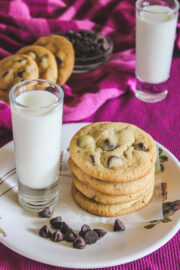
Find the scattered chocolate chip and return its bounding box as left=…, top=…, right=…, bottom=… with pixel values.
left=84, top=230, right=98, bottom=244
left=17, top=59, right=24, bottom=62
left=73, top=236, right=86, bottom=249
left=50, top=216, right=62, bottom=229
left=136, top=143, right=148, bottom=152
left=89, top=154, right=95, bottom=165
left=60, top=222, right=71, bottom=234
left=113, top=219, right=125, bottom=232
left=17, top=70, right=24, bottom=78
left=65, top=229, right=77, bottom=242
left=51, top=230, right=64, bottom=242
left=103, top=139, right=117, bottom=151
left=2, top=71, right=9, bottom=77
left=79, top=224, right=91, bottom=237
left=39, top=206, right=51, bottom=218
left=56, top=56, right=62, bottom=67
left=93, top=229, right=107, bottom=239
left=39, top=225, right=51, bottom=238
left=107, top=155, right=119, bottom=167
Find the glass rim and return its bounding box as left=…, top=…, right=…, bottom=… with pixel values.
left=136, top=0, right=179, bottom=14
left=9, top=79, right=64, bottom=110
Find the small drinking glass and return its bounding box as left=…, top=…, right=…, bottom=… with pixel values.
left=9, top=79, right=64, bottom=211
left=135, top=0, right=179, bottom=103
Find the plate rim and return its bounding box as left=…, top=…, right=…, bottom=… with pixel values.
left=0, top=123, right=180, bottom=268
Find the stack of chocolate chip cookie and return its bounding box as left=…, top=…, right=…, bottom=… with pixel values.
left=68, top=122, right=157, bottom=217
left=0, top=34, right=75, bottom=103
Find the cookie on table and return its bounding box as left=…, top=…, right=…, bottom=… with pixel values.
left=35, top=35, right=75, bottom=85
left=72, top=185, right=154, bottom=217
left=69, top=122, right=157, bottom=182
left=68, top=157, right=155, bottom=195
left=16, top=45, right=58, bottom=83
left=0, top=54, right=39, bottom=103
left=72, top=173, right=154, bottom=204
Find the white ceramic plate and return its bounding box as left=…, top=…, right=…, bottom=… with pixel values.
left=0, top=123, right=180, bottom=269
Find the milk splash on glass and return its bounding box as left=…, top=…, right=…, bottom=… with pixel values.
left=9, top=80, right=64, bottom=211
left=135, top=0, right=179, bottom=103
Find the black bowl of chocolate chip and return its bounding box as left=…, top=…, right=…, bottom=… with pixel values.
left=65, top=30, right=113, bottom=73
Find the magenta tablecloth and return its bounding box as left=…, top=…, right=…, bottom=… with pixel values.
left=0, top=0, right=180, bottom=269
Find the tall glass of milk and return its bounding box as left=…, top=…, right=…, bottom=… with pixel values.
left=135, top=0, right=179, bottom=103
left=9, top=79, right=64, bottom=211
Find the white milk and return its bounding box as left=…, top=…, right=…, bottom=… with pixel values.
left=11, top=90, right=63, bottom=189
left=136, top=5, right=178, bottom=84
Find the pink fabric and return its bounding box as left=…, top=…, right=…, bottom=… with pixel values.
left=0, top=0, right=180, bottom=269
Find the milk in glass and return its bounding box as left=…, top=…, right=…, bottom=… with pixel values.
left=136, top=5, right=178, bottom=84
left=11, top=90, right=62, bottom=189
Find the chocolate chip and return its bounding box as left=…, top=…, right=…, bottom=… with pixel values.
left=93, top=229, right=107, bottom=239
left=107, top=155, right=119, bottom=167
left=39, top=225, right=51, bottom=238
left=60, top=222, right=71, bottom=234
left=51, top=230, right=63, bottom=242
left=113, top=219, right=125, bottom=232
left=2, top=71, right=9, bottom=77
left=77, top=138, right=81, bottom=146
left=103, top=139, right=117, bottom=151
left=38, top=206, right=51, bottom=218
left=89, top=154, right=95, bottom=165
left=73, top=236, right=86, bottom=249
left=79, top=224, right=91, bottom=237
left=84, top=230, right=98, bottom=244
left=50, top=216, right=62, bottom=229
left=65, top=229, right=77, bottom=242
left=17, top=70, right=24, bottom=78
left=56, top=56, right=62, bottom=67
left=65, top=29, right=110, bottom=60
left=136, top=143, right=148, bottom=152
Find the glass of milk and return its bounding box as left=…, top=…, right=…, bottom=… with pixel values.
left=135, top=0, right=179, bottom=103
left=9, top=79, right=64, bottom=211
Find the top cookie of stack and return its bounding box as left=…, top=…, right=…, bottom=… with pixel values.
left=0, top=34, right=75, bottom=103
left=69, top=122, right=157, bottom=217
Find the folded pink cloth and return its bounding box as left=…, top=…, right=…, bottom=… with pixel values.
left=0, top=1, right=180, bottom=270
left=0, top=0, right=136, bottom=125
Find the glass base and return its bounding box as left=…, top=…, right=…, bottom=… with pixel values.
left=18, top=180, right=59, bottom=212
left=135, top=78, right=168, bottom=103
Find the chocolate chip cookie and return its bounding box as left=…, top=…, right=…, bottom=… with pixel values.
left=16, top=45, right=58, bottom=83
left=69, top=122, right=157, bottom=182
left=0, top=54, right=39, bottom=103
left=72, top=184, right=154, bottom=217
left=72, top=173, right=154, bottom=204
left=35, top=35, right=75, bottom=85
left=68, top=157, right=155, bottom=195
